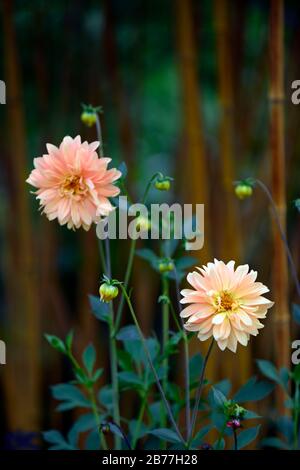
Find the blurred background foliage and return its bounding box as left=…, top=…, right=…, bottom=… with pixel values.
left=0, top=0, right=300, bottom=449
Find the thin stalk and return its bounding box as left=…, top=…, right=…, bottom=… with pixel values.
left=119, top=284, right=185, bottom=444
left=132, top=369, right=149, bottom=450
left=141, top=172, right=161, bottom=205
left=88, top=388, right=108, bottom=450
left=294, top=382, right=300, bottom=450
left=96, top=113, right=121, bottom=449
left=188, top=339, right=214, bottom=442
left=256, top=179, right=300, bottom=298
left=174, top=268, right=191, bottom=439
left=233, top=428, right=238, bottom=450
left=98, top=239, right=107, bottom=274
left=162, top=275, right=169, bottom=414
left=68, top=353, right=108, bottom=449
left=132, top=398, right=146, bottom=449
left=114, top=171, right=160, bottom=333
left=115, top=239, right=136, bottom=333
left=96, top=115, right=104, bottom=158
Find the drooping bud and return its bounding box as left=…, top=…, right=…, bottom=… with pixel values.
left=235, top=183, right=253, bottom=200
left=99, top=282, right=119, bottom=303
left=158, top=258, right=174, bottom=273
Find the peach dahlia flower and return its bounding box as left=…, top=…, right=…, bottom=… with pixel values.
left=26, top=136, right=121, bottom=230
left=180, top=259, right=274, bottom=352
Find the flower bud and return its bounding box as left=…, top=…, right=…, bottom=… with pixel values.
left=226, top=419, right=241, bottom=430
left=99, top=282, right=119, bottom=302
left=158, top=258, right=174, bottom=273
left=235, top=183, right=253, bottom=200
left=135, top=216, right=151, bottom=232
left=81, top=110, right=97, bottom=127
left=155, top=178, right=171, bottom=191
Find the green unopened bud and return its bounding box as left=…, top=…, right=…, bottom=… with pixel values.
left=135, top=216, right=151, bottom=232
left=81, top=111, right=97, bottom=127
left=235, top=183, right=253, bottom=200
left=155, top=177, right=171, bottom=191
left=99, top=282, right=119, bottom=303
left=158, top=258, right=174, bottom=273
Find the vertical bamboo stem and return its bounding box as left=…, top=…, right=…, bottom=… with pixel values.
left=175, top=0, right=216, bottom=381
left=2, top=0, right=41, bottom=432
left=269, top=0, right=290, bottom=413
left=214, top=0, right=250, bottom=385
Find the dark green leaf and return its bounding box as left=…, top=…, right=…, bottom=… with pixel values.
left=261, top=437, right=290, bottom=449
left=88, top=295, right=110, bottom=323
left=51, top=383, right=90, bottom=408
left=98, top=386, right=113, bottom=409
left=45, top=334, right=66, bottom=354
left=257, top=360, right=281, bottom=383
left=148, top=428, right=181, bottom=444
left=236, top=425, right=261, bottom=449
left=234, top=376, right=274, bottom=402
left=212, top=387, right=227, bottom=407
left=136, top=248, right=159, bottom=269
left=83, top=344, right=96, bottom=374
left=118, top=161, right=128, bottom=178
left=116, top=325, right=140, bottom=341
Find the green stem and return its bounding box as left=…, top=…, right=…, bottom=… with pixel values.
left=188, top=338, right=214, bottom=443
left=98, top=239, right=107, bottom=274
left=161, top=276, right=169, bottom=431
left=119, top=284, right=185, bottom=445
left=115, top=239, right=136, bottom=333
left=294, top=382, right=300, bottom=449
left=233, top=428, right=238, bottom=450
left=174, top=268, right=191, bottom=440
left=88, top=388, right=108, bottom=450
left=255, top=179, right=300, bottom=298
left=132, top=387, right=148, bottom=449
left=141, top=172, right=161, bottom=204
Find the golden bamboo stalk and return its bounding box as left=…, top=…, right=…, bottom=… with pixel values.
left=214, top=0, right=251, bottom=385
left=2, top=0, right=41, bottom=431
left=269, top=0, right=290, bottom=413
left=175, top=0, right=215, bottom=379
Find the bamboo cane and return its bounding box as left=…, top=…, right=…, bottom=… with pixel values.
left=2, top=0, right=41, bottom=432
left=175, top=0, right=216, bottom=380
left=269, top=0, right=290, bottom=414
left=214, top=0, right=251, bottom=386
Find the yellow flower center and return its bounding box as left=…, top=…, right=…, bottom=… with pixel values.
left=213, top=290, right=238, bottom=313
left=60, top=175, right=88, bottom=198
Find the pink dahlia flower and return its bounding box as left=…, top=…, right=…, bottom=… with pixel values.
left=26, top=136, right=121, bottom=230
left=180, top=259, right=274, bottom=352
